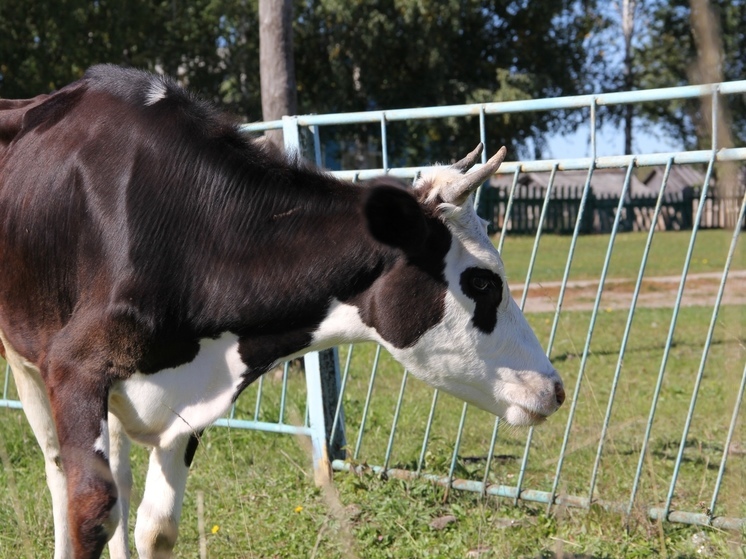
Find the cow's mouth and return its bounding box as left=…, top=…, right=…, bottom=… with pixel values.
left=504, top=404, right=549, bottom=426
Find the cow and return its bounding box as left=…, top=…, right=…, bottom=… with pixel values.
left=0, top=64, right=564, bottom=559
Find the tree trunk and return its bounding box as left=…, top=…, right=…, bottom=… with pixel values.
left=621, top=0, right=637, bottom=155
left=259, top=0, right=297, bottom=151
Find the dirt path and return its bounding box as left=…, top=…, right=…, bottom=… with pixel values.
left=510, top=270, right=746, bottom=313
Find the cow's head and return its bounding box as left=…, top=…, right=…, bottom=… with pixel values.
left=353, top=144, right=564, bottom=426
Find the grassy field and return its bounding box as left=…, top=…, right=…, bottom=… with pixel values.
left=0, top=229, right=744, bottom=558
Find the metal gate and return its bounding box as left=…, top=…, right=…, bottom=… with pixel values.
left=3, top=79, right=745, bottom=529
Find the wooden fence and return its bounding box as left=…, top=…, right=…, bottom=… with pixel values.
left=478, top=184, right=746, bottom=235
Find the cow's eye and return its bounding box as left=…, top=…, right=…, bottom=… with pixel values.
left=471, top=276, right=493, bottom=292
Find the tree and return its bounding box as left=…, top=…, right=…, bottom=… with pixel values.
left=292, top=0, right=598, bottom=164
left=620, top=0, right=640, bottom=154
left=0, top=0, right=270, bottom=124
left=259, top=0, right=297, bottom=149
left=629, top=0, right=745, bottom=149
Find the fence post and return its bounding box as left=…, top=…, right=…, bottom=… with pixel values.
left=281, top=116, right=345, bottom=484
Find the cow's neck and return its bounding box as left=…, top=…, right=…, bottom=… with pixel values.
left=174, top=173, right=396, bottom=377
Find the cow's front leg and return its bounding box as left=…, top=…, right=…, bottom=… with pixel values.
left=135, top=433, right=198, bottom=559
left=47, top=370, right=119, bottom=559
left=107, top=413, right=132, bottom=559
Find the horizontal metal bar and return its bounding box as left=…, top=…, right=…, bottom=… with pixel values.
left=241, top=80, right=746, bottom=133
left=2, top=400, right=313, bottom=436
left=331, top=460, right=745, bottom=530
left=0, top=399, right=22, bottom=410
left=324, top=147, right=746, bottom=181
left=213, top=417, right=313, bottom=437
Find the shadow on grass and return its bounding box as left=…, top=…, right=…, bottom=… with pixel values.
left=550, top=335, right=742, bottom=364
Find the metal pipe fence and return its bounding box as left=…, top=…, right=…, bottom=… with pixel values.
left=2, top=80, right=745, bottom=530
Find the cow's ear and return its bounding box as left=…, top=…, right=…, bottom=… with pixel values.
left=363, top=178, right=429, bottom=255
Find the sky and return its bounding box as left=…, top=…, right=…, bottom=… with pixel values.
left=545, top=122, right=683, bottom=160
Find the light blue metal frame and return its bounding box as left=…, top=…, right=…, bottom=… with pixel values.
left=2, top=80, right=745, bottom=528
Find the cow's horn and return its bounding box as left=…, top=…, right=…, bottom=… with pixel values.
left=451, top=143, right=484, bottom=173
left=442, top=146, right=507, bottom=205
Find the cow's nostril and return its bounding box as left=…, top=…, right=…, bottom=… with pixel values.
left=555, top=382, right=566, bottom=406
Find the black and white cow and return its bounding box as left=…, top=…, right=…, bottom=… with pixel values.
left=0, top=65, right=564, bottom=559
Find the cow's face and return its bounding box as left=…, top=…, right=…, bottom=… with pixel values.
left=356, top=145, right=564, bottom=426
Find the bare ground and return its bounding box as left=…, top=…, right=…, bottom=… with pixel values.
left=511, top=270, right=746, bottom=313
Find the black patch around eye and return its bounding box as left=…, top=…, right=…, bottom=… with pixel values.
left=459, top=267, right=504, bottom=333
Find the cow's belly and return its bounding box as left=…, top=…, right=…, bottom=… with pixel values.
left=108, top=332, right=246, bottom=448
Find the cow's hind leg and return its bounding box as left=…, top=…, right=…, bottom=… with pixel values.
left=135, top=433, right=198, bottom=559
left=6, top=350, right=73, bottom=559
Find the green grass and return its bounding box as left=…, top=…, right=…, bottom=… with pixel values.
left=497, top=229, right=745, bottom=285
left=0, top=229, right=744, bottom=558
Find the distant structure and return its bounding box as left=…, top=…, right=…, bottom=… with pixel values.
left=480, top=165, right=743, bottom=234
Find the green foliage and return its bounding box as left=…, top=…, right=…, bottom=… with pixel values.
left=3, top=0, right=742, bottom=159
left=1, top=0, right=597, bottom=163
left=294, top=0, right=596, bottom=162
left=0, top=0, right=264, bottom=122
left=582, top=0, right=746, bottom=151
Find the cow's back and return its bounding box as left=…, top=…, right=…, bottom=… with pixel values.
left=0, top=67, right=231, bottom=357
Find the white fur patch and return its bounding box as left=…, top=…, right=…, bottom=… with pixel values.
left=109, top=332, right=246, bottom=447
left=93, top=418, right=109, bottom=459
left=144, top=81, right=168, bottom=105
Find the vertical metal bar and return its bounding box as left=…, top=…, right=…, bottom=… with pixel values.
left=253, top=375, right=265, bottom=421
left=498, top=168, right=521, bottom=251
left=484, top=166, right=557, bottom=498
left=278, top=361, right=290, bottom=424
left=548, top=160, right=635, bottom=511
left=311, top=124, right=323, bottom=166
left=708, top=189, right=746, bottom=516
left=545, top=160, right=595, bottom=355
left=479, top=105, right=487, bottom=160
left=354, top=345, right=382, bottom=460
left=665, top=167, right=745, bottom=515
left=518, top=100, right=597, bottom=506
left=329, top=344, right=354, bottom=447
left=283, top=115, right=332, bottom=480
left=711, top=88, right=719, bottom=151
left=304, top=351, right=331, bottom=484
left=519, top=164, right=558, bottom=310
left=416, top=389, right=440, bottom=475
left=480, top=418, right=500, bottom=498
left=3, top=363, right=10, bottom=400
left=382, top=370, right=409, bottom=472
left=474, top=105, right=489, bottom=209
left=317, top=348, right=346, bottom=460
left=710, top=361, right=746, bottom=517
left=495, top=165, right=558, bottom=502
left=588, top=159, right=673, bottom=505
left=446, top=403, right=469, bottom=492
left=628, top=154, right=716, bottom=515
left=546, top=99, right=598, bottom=356
left=380, top=114, right=389, bottom=171
left=281, top=115, right=301, bottom=156
left=590, top=99, right=597, bottom=160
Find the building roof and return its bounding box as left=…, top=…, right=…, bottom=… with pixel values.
left=488, top=165, right=714, bottom=197
left=489, top=168, right=647, bottom=196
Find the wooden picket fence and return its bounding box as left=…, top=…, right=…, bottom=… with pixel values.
left=478, top=184, right=746, bottom=235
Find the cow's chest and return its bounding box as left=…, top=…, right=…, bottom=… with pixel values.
left=108, top=332, right=246, bottom=447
